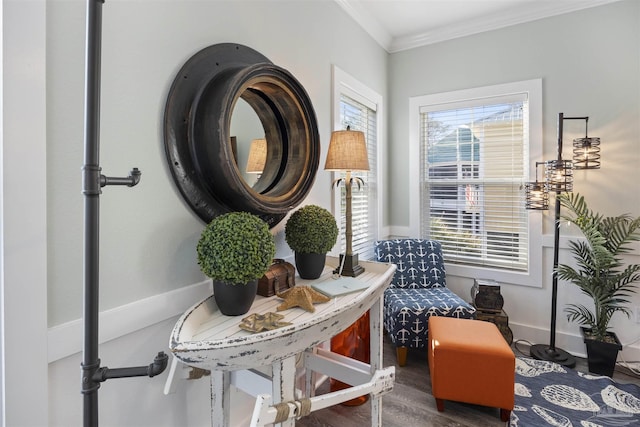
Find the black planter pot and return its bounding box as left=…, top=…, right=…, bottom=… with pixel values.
left=295, top=252, right=326, bottom=279
left=581, top=327, right=622, bottom=377
left=213, top=279, right=258, bottom=316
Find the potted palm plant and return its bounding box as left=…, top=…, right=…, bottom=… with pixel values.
left=556, top=193, right=640, bottom=376
left=285, top=205, right=338, bottom=279
left=197, top=211, right=276, bottom=316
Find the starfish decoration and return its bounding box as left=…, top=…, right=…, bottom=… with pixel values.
left=276, top=285, right=331, bottom=312
left=239, top=312, right=292, bottom=333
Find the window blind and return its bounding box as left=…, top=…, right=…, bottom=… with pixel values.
left=420, top=97, right=529, bottom=272
left=338, top=93, right=377, bottom=261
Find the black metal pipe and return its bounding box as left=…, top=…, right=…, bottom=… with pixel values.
left=81, top=2, right=163, bottom=425
left=81, top=1, right=104, bottom=425
left=101, top=167, right=142, bottom=187
left=93, top=352, right=169, bottom=381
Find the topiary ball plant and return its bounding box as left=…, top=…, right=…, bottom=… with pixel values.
left=285, top=205, right=339, bottom=279
left=285, top=205, right=338, bottom=254
left=197, top=211, right=276, bottom=285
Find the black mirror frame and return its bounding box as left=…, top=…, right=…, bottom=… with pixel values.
left=164, top=43, right=320, bottom=227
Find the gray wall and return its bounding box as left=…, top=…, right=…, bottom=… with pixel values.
left=388, top=0, right=640, bottom=360
left=47, top=0, right=388, bottom=327
left=389, top=0, right=639, bottom=232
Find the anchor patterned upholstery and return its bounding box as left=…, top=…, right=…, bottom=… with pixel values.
left=374, top=239, right=476, bottom=366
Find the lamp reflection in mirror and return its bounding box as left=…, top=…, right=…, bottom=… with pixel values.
left=325, top=126, right=369, bottom=277
left=246, top=138, right=267, bottom=174
left=525, top=112, right=601, bottom=369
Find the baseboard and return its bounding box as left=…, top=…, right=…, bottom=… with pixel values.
left=47, top=280, right=212, bottom=363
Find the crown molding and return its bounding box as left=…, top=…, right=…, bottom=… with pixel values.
left=337, top=0, right=622, bottom=53
left=333, top=0, right=393, bottom=50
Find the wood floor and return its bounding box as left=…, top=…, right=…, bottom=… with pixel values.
left=295, top=336, right=640, bottom=427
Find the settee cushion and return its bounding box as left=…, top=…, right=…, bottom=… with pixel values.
left=384, top=287, right=476, bottom=348
left=374, top=239, right=446, bottom=289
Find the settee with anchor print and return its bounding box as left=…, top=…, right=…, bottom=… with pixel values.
left=374, top=239, right=476, bottom=366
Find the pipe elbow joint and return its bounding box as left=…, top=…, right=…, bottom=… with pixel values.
left=148, top=351, right=168, bottom=378
left=128, top=168, right=141, bottom=187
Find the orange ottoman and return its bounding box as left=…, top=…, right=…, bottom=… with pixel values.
left=428, top=316, right=515, bottom=422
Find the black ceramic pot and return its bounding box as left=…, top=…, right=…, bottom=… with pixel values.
left=213, top=279, right=258, bottom=316
left=295, top=252, right=326, bottom=280
left=581, top=327, right=622, bottom=377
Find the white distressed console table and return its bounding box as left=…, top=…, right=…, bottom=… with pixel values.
left=169, top=257, right=396, bottom=426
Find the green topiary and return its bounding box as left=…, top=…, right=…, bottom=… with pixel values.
left=197, top=211, right=276, bottom=285
left=285, top=205, right=338, bottom=254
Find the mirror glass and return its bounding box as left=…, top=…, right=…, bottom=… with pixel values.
left=230, top=98, right=266, bottom=189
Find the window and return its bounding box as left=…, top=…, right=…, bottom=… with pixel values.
left=332, top=66, right=383, bottom=261
left=409, top=80, right=542, bottom=287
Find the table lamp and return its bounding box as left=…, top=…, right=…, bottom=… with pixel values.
left=324, top=126, right=370, bottom=277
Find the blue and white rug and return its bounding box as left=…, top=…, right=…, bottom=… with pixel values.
left=511, top=357, right=640, bottom=426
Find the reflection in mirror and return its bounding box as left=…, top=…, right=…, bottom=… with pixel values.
left=230, top=98, right=265, bottom=188
left=246, top=138, right=267, bottom=180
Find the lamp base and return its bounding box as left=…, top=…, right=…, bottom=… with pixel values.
left=530, top=344, right=576, bottom=368
left=334, top=254, right=365, bottom=277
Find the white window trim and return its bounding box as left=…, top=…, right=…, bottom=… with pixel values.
left=331, top=65, right=385, bottom=258
left=409, top=79, right=543, bottom=287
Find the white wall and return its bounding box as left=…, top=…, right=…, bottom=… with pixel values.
left=3, top=0, right=388, bottom=425
left=389, top=0, right=640, bottom=360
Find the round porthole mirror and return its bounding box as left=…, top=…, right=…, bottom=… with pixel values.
left=164, top=43, right=320, bottom=227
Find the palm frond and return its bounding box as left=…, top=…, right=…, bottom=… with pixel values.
left=557, top=193, right=640, bottom=342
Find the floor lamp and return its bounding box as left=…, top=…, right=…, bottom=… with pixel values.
left=525, top=112, right=601, bottom=367
left=325, top=126, right=370, bottom=277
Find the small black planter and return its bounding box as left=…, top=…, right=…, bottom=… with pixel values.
left=295, top=252, right=326, bottom=279
left=581, top=327, right=622, bottom=377
left=213, top=279, right=258, bottom=316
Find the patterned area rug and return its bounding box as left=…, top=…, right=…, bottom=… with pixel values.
left=511, top=357, right=640, bottom=426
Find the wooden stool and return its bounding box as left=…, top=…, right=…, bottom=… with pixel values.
left=428, top=316, right=515, bottom=422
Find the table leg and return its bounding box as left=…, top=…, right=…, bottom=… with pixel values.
left=370, top=297, right=383, bottom=426
left=272, top=356, right=296, bottom=427
left=210, top=370, right=230, bottom=427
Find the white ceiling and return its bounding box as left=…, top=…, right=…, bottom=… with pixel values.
left=335, top=0, right=622, bottom=53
